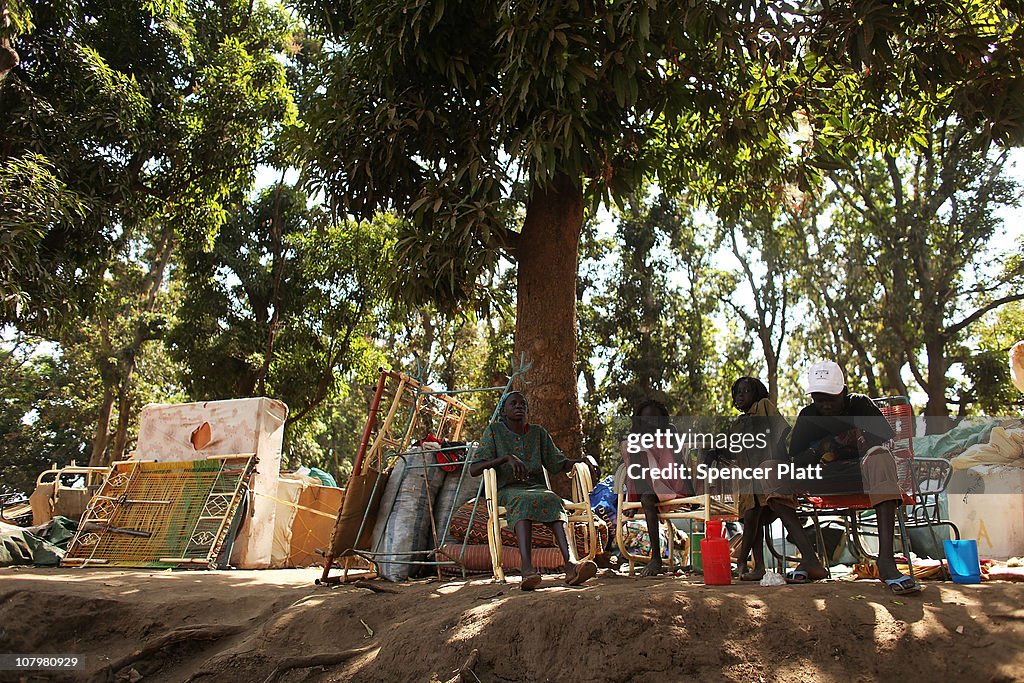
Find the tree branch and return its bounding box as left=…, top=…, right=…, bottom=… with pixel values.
left=905, top=349, right=929, bottom=394
left=490, top=223, right=520, bottom=257
left=945, top=292, right=1024, bottom=338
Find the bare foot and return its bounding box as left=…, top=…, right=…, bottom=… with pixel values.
left=640, top=558, right=663, bottom=577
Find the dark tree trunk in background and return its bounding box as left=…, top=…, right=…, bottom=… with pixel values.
left=89, top=386, right=115, bottom=466
left=924, top=336, right=952, bottom=434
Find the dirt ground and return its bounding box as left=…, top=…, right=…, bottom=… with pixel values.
left=1, top=566, right=1023, bottom=683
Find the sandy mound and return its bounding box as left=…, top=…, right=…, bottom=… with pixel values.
left=1, top=567, right=1023, bottom=682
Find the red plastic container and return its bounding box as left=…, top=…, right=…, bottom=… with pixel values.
left=700, top=537, right=732, bottom=585
left=705, top=519, right=724, bottom=538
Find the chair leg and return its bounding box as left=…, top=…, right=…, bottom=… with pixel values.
left=896, top=506, right=915, bottom=581
left=487, top=510, right=505, bottom=583
left=614, top=508, right=641, bottom=576
left=665, top=520, right=674, bottom=572
left=488, top=528, right=504, bottom=582
left=810, top=510, right=832, bottom=579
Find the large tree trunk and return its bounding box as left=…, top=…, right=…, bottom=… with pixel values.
left=515, top=173, right=583, bottom=495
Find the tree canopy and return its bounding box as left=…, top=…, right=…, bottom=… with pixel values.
left=1, top=0, right=1022, bottom=490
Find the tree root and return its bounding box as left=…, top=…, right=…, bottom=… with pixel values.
left=261, top=647, right=376, bottom=683
left=443, top=648, right=480, bottom=683
left=100, top=623, right=243, bottom=681
left=353, top=579, right=399, bottom=594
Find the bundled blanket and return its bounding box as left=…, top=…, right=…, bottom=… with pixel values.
left=913, top=421, right=994, bottom=460
left=951, top=427, right=1024, bottom=470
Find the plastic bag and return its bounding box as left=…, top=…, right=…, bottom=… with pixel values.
left=760, top=569, right=786, bottom=586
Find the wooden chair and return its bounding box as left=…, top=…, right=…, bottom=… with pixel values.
left=481, top=462, right=598, bottom=582
left=612, top=451, right=737, bottom=576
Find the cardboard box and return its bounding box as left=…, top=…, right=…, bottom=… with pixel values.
left=948, top=464, right=1024, bottom=560
left=271, top=475, right=343, bottom=568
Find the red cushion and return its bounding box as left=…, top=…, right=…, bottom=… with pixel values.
left=808, top=492, right=914, bottom=509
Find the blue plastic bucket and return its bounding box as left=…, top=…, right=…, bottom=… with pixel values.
left=943, top=539, right=981, bottom=584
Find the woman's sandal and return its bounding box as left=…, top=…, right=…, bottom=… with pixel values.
left=785, top=567, right=828, bottom=584
left=566, top=560, right=598, bottom=586
left=785, top=569, right=813, bottom=584
left=883, top=575, right=922, bottom=595
left=521, top=573, right=542, bottom=591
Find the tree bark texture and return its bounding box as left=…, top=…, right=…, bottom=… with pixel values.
left=924, top=336, right=952, bottom=433
left=89, top=386, right=115, bottom=467
left=515, top=173, right=584, bottom=495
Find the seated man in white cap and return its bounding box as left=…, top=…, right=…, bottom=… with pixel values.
left=765, top=360, right=921, bottom=595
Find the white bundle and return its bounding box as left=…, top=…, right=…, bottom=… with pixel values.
left=1011, top=341, right=1024, bottom=393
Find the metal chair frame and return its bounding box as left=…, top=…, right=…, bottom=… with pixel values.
left=767, top=397, right=959, bottom=575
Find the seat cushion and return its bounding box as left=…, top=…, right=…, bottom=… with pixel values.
left=447, top=500, right=607, bottom=555
left=436, top=543, right=567, bottom=576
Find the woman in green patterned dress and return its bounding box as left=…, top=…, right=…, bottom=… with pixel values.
left=470, top=391, right=598, bottom=590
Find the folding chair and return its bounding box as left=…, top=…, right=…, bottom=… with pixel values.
left=779, top=397, right=931, bottom=574
left=481, top=462, right=599, bottom=582
left=850, top=456, right=960, bottom=561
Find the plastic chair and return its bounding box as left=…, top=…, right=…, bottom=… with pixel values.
left=482, top=462, right=599, bottom=582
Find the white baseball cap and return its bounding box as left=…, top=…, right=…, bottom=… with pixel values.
left=806, top=360, right=845, bottom=395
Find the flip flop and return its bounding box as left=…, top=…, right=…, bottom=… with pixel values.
left=521, top=573, right=542, bottom=591
left=566, top=560, right=598, bottom=586
left=785, top=569, right=813, bottom=584
left=883, top=575, right=922, bottom=595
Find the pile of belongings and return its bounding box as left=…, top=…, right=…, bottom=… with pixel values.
left=1, top=516, right=79, bottom=567
left=951, top=424, right=1024, bottom=470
